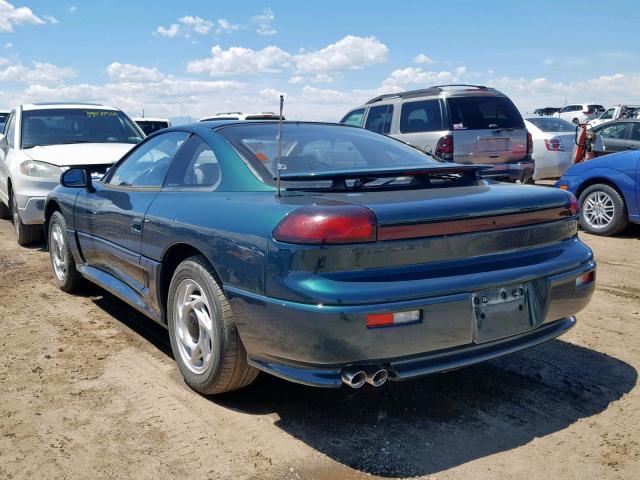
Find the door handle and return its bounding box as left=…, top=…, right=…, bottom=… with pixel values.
left=131, top=218, right=143, bottom=234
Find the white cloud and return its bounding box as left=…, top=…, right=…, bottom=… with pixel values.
left=216, top=18, right=240, bottom=34
left=42, top=14, right=58, bottom=24
left=0, top=0, right=46, bottom=31
left=155, top=15, right=240, bottom=38
left=380, top=66, right=467, bottom=90
left=179, top=15, right=213, bottom=35
left=0, top=61, right=75, bottom=84
left=288, top=75, right=304, bottom=84
left=156, top=23, right=179, bottom=38
left=294, top=35, right=388, bottom=73
left=187, top=44, right=291, bottom=76
left=106, top=62, right=164, bottom=83
left=251, top=8, right=276, bottom=36
left=4, top=41, right=11, bottom=48
left=69, top=6, right=77, bottom=14
left=413, top=54, right=434, bottom=64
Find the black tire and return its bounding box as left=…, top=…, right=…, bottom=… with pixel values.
left=167, top=255, right=258, bottom=394
left=578, top=183, right=628, bottom=236
left=0, top=199, right=9, bottom=219
left=11, top=192, right=41, bottom=246
left=48, top=211, right=83, bottom=292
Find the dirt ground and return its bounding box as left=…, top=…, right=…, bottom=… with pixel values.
left=0, top=215, right=639, bottom=480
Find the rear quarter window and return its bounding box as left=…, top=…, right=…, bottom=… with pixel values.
left=399, top=100, right=443, bottom=133
left=447, top=96, right=524, bottom=130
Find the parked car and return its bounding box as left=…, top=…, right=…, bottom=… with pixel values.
left=45, top=121, right=595, bottom=395
left=198, top=112, right=283, bottom=122
left=588, top=105, right=640, bottom=128
left=533, top=107, right=561, bottom=116
left=554, top=103, right=605, bottom=125
left=525, top=117, right=575, bottom=180
left=556, top=150, right=639, bottom=236
left=0, top=103, right=144, bottom=245
left=134, top=117, right=170, bottom=135
left=589, top=119, right=640, bottom=156
left=340, top=84, right=534, bottom=182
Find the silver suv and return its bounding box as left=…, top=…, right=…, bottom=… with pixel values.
left=340, top=84, right=534, bottom=182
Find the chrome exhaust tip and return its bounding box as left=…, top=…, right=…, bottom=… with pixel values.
left=365, top=367, right=388, bottom=387
left=341, top=367, right=367, bottom=389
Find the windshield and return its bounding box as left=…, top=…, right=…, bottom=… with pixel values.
left=0, top=113, right=8, bottom=124
left=136, top=120, right=169, bottom=135
left=21, top=108, right=143, bottom=148
left=218, top=123, right=440, bottom=181
left=526, top=117, right=575, bottom=133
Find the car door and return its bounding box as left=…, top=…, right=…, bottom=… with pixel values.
left=0, top=110, right=16, bottom=206
left=626, top=122, right=640, bottom=151
left=74, top=131, right=189, bottom=292
left=594, top=122, right=632, bottom=154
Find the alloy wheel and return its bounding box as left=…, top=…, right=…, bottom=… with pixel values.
left=50, top=222, right=68, bottom=281
left=583, top=191, right=615, bottom=229
left=173, top=279, right=214, bottom=374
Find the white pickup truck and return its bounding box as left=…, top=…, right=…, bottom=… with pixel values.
left=588, top=105, right=640, bottom=127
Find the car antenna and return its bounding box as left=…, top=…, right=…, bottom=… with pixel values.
left=276, top=94, right=285, bottom=197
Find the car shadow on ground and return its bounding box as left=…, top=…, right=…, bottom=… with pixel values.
left=88, top=288, right=637, bottom=478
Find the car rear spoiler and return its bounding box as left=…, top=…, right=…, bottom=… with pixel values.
left=277, top=164, right=494, bottom=182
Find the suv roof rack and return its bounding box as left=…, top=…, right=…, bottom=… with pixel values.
left=365, top=84, right=494, bottom=105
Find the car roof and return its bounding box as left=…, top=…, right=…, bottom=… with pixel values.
left=365, top=84, right=506, bottom=105
left=21, top=102, right=119, bottom=111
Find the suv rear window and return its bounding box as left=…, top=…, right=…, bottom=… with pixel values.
left=447, top=96, right=524, bottom=130
left=400, top=100, right=443, bottom=133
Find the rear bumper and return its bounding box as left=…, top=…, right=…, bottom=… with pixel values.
left=482, top=157, right=534, bottom=182
left=226, top=258, right=595, bottom=388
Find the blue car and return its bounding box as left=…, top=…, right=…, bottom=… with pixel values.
left=555, top=150, right=640, bottom=236
left=45, top=121, right=595, bottom=394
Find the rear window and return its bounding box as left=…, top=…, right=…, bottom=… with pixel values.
left=400, top=100, right=443, bottom=133
left=447, top=96, right=524, bottom=130
left=526, top=117, right=575, bottom=133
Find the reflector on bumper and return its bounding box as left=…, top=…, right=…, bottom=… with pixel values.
left=366, top=310, right=421, bottom=328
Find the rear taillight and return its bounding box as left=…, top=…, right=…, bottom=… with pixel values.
left=568, top=193, right=579, bottom=216
left=273, top=205, right=377, bottom=244
left=526, top=130, right=533, bottom=155
left=435, top=134, right=453, bottom=160
left=544, top=138, right=565, bottom=151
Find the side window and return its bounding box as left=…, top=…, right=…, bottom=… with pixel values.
left=400, top=100, right=443, bottom=133
left=365, top=105, right=393, bottom=135
left=5, top=113, right=15, bottom=148
left=628, top=123, right=640, bottom=142
left=599, top=123, right=629, bottom=139
left=340, top=108, right=365, bottom=127
left=601, top=109, right=615, bottom=119
left=164, top=135, right=221, bottom=188
left=108, top=131, right=188, bottom=187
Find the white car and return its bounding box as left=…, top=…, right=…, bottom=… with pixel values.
left=133, top=117, right=170, bottom=136
left=0, top=103, right=144, bottom=245
left=525, top=117, right=575, bottom=180
left=554, top=103, right=604, bottom=125
left=197, top=112, right=283, bottom=122
left=587, top=105, right=640, bottom=127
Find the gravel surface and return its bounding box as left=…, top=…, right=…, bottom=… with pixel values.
left=0, top=217, right=638, bottom=479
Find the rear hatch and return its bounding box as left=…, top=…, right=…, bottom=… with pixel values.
left=446, top=95, right=528, bottom=164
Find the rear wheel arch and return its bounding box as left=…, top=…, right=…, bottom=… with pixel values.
left=159, top=243, right=222, bottom=323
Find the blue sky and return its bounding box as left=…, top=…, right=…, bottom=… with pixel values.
left=1, top=0, right=639, bottom=121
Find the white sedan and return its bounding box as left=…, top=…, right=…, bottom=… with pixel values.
left=525, top=117, right=576, bottom=180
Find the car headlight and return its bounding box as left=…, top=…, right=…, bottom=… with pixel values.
left=19, top=160, right=63, bottom=180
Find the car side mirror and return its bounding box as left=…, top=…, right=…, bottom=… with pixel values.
left=61, top=168, right=93, bottom=191
left=0, top=133, right=7, bottom=149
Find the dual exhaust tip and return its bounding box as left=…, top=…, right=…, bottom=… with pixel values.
left=341, top=366, right=389, bottom=388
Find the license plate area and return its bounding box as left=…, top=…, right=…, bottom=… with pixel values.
left=476, top=137, right=509, bottom=153
left=472, top=283, right=532, bottom=343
